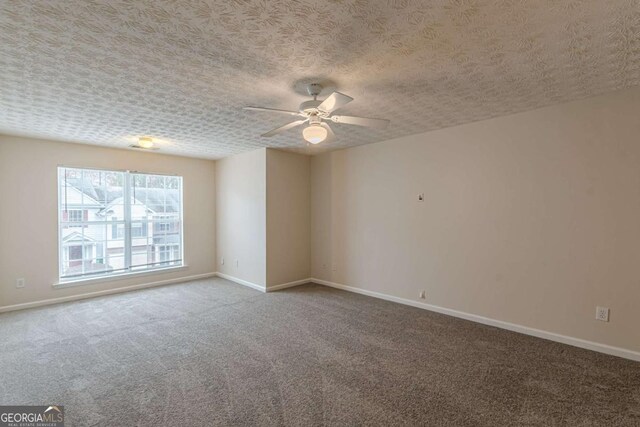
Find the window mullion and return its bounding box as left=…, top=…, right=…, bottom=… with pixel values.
left=124, top=172, right=132, bottom=271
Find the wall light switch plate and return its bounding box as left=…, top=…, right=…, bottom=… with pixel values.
left=595, top=306, right=609, bottom=322
left=16, top=278, right=25, bottom=288
left=418, top=193, right=425, bottom=202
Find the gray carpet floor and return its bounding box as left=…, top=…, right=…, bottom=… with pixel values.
left=1, top=279, right=639, bottom=426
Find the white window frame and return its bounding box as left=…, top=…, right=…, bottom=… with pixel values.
left=56, top=167, right=184, bottom=285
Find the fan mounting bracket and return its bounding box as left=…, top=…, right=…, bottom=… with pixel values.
left=306, top=83, right=323, bottom=99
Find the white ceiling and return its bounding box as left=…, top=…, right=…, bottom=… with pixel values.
left=1, top=1, right=639, bottom=159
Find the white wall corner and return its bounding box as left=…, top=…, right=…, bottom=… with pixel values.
left=266, top=278, right=312, bottom=292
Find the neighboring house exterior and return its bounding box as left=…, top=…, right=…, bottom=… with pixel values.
left=60, top=177, right=181, bottom=278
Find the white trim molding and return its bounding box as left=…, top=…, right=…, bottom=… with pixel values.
left=215, top=272, right=266, bottom=292
left=3, top=272, right=307, bottom=313
left=310, top=278, right=640, bottom=363
left=213, top=273, right=311, bottom=293
left=266, top=278, right=312, bottom=292
left=0, top=272, right=217, bottom=313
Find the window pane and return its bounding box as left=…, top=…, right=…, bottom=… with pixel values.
left=60, top=222, right=126, bottom=278
left=130, top=173, right=181, bottom=220
left=130, top=173, right=182, bottom=272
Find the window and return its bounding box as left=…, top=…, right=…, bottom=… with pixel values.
left=64, top=209, right=87, bottom=228
left=111, top=222, right=146, bottom=239
left=66, top=209, right=85, bottom=223
left=58, top=167, right=183, bottom=282
left=156, top=244, right=180, bottom=263
left=68, top=245, right=83, bottom=266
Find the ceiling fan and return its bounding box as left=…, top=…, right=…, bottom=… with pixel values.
left=243, top=83, right=389, bottom=144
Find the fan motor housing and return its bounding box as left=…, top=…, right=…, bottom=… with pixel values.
left=299, top=99, right=323, bottom=114
left=308, top=115, right=322, bottom=125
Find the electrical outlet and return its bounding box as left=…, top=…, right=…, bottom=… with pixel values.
left=221, top=257, right=224, bottom=265
left=419, top=290, right=426, bottom=299
left=16, top=278, right=25, bottom=289
left=595, top=306, right=609, bottom=322
left=235, top=259, right=239, bottom=268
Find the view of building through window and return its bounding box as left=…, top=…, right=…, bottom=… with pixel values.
left=58, top=167, right=183, bottom=281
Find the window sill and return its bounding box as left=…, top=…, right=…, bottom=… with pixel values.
left=53, top=265, right=188, bottom=289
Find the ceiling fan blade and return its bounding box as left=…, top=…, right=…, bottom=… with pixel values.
left=261, top=119, right=307, bottom=137
left=320, top=122, right=335, bottom=142
left=330, top=115, right=389, bottom=129
left=244, top=106, right=302, bottom=116
left=317, top=92, right=353, bottom=113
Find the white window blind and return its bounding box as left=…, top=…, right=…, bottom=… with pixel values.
left=58, top=167, right=183, bottom=281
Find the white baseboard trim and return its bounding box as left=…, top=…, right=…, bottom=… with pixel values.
left=0, top=272, right=217, bottom=313
left=213, top=273, right=311, bottom=293
left=266, top=278, right=312, bottom=292
left=215, top=272, right=266, bottom=292
left=311, top=278, right=640, bottom=362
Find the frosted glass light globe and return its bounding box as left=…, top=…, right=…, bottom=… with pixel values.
left=302, top=124, right=327, bottom=144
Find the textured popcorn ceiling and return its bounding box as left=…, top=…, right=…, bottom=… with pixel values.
left=1, top=1, right=639, bottom=159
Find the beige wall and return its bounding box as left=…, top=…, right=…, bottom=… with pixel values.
left=215, top=148, right=267, bottom=286
left=311, top=87, right=640, bottom=353
left=0, top=135, right=216, bottom=308
left=266, top=149, right=310, bottom=287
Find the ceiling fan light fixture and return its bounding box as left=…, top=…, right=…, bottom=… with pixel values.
left=302, top=124, right=327, bottom=144
left=245, top=84, right=388, bottom=144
